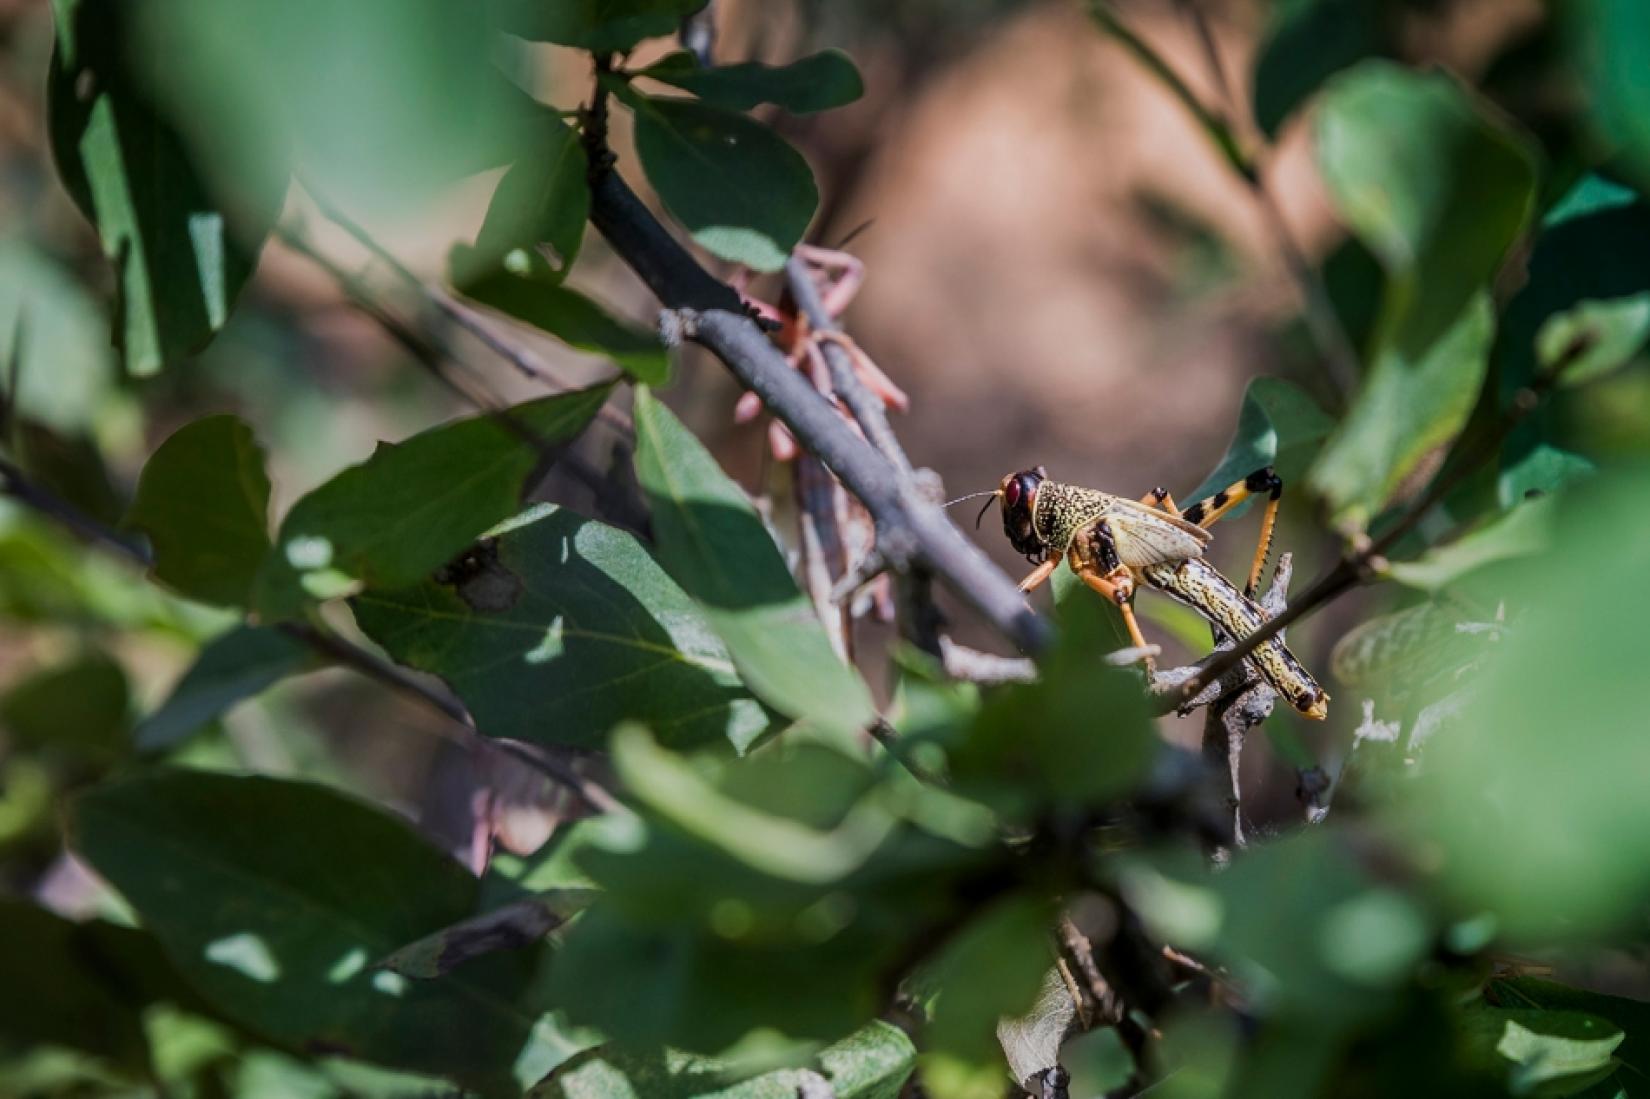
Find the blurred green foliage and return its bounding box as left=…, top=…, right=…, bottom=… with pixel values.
left=4, top=1, right=1650, bottom=1098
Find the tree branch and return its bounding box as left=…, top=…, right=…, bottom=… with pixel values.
left=783, top=256, right=913, bottom=475
left=587, top=165, right=1051, bottom=653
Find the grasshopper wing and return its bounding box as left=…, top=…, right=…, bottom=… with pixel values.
left=1107, top=498, right=1212, bottom=567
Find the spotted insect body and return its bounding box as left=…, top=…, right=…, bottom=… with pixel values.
left=989, top=467, right=1329, bottom=719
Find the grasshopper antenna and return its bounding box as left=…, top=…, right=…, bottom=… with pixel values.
left=941, top=489, right=1000, bottom=530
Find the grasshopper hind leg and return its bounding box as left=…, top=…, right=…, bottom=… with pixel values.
left=1158, top=468, right=1284, bottom=598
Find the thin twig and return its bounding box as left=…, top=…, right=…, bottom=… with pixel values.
left=1156, top=0, right=1361, bottom=396
left=282, top=622, right=626, bottom=816
left=301, top=190, right=634, bottom=435
left=0, top=455, right=151, bottom=563
left=867, top=718, right=948, bottom=788
left=783, top=256, right=913, bottom=475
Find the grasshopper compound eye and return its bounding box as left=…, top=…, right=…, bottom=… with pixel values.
left=1003, top=477, right=1022, bottom=508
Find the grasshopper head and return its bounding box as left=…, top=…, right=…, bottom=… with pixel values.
left=999, top=467, right=1049, bottom=562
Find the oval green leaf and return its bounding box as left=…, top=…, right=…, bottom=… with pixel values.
left=352, top=505, right=772, bottom=752
left=127, top=414, right=273, bottom=608
left=71, top=770, right=578, bottom=1090
left=253, top=383, right=613, bottom=620
left=462, top=275, right=667, bottom=384
left=628, top=94, right=818, bottom=272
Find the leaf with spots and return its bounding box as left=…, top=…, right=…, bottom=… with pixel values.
left=252, top=383, right=612, bottom=621
left=70, top=769, right=586, bottom=1091
left=352, top=504, right=773, bottom=752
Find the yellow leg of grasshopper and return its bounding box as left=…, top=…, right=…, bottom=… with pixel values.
left=1159, top=468, right=1284, bottom=598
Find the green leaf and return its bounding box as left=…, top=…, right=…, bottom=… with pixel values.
left=1309, top=63, right=1537, bottom=531
left=1252, top=0, right=1386, bottom=137
left=1498, top=444, right=1596, bottom=509
left=71, top=770, right=581, bottom=1090
left=253, top=383, right=612, bottom=620
left=1535, top=294, right=1650, bottom=388
left=631, top=389, right=874, bottom=741
left=494, top=0, right=709, bottom=53
left=126, top=414, right=273, bottom=608
left=533, top=1020, right=915, bottom=1099
left=1185, top=377, right=1335, bottom=507
left=135, top=625, right=313, bottom=752
left=1315, top=63, right=1535, bottom=356
left=47, top=0, right=278, bottom=374
left=610, top=726, right=895, bottom=883
left=0, top=238, right=117, bottom=433
left=546, top=901, right=893, bottom=1053
left=453, top=115, right=589, bottom=286
left=1486, top=978, right=1650, bottom=1079
left=462, top=274, right=667, bottom=384
left=1497, top=176, right=1650, bottom=402
left=627, top=94, right=818, bottom=272
left=1386, top=495, right=1556, bottom=591
left=1399, top=469, right=1650, bottom=939
left=136, top=0, right=540, bottom=220
left=1461, top=1008, right=1624, bottom=1095
left=635, top=50, right=864, bottom=115
left=951, top=637, right=1153, bottom=819
left=1311, top=293, right=1496, bottom=533
left=0, top=650, right=130, bottom=768
left=916, top=894, right=1055, bottom=1097
left=353, top=505, right=772, bottom=752
left=1568, top=0, right=1650, bottom=194
left=0, top=900, right=154, bottom=1077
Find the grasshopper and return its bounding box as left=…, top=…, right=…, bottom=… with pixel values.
left=959, top=466, right=1329, bottom=719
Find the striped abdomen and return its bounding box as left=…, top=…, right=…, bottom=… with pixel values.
left=1139, top=558, right=1329, bottom=719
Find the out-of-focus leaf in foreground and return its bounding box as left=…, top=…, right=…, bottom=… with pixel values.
left=138, top=0, right=541, bottom=219
left=1399, top=468, right=1650, bottom=940
left=533, top=1019, right=915, bottom=1099
left=1309, top=63, right=1536, bottom=532
left=47, top=0, right=279, bottom=374
left=72, top=770, right=579, bottom=1090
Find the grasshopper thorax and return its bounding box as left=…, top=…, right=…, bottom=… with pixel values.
left=999, top=467, right=1050, bottom=563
